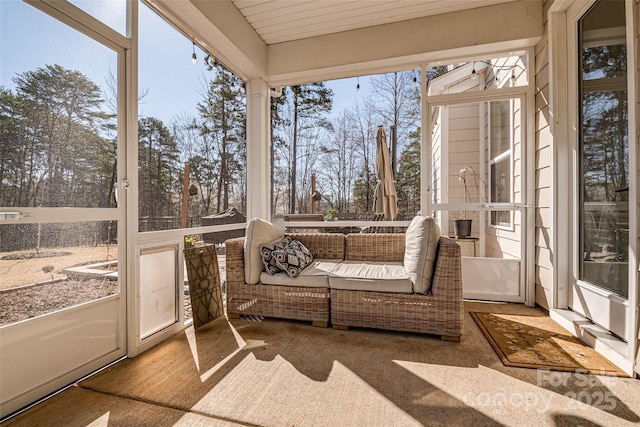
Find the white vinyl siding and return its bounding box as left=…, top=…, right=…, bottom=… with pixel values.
left=447, top=103, right=481, bottom=239
left=533, top=0, right=553, bottom=310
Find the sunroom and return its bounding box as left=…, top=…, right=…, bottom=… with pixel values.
left=1, top=0, right=638, bottom=423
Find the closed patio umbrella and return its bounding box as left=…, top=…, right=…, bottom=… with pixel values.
left=373, top=126, right=398, bottom=220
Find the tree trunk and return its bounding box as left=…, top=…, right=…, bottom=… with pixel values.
left=222, top=101, right=229, bottom=210
left=291, top=98, right=298, bottom=213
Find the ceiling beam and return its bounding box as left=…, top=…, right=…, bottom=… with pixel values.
left=266, top=1, right=543, bottom=85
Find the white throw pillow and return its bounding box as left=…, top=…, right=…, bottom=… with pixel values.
left=404, top=215, right=440, bottom=294
left=244, top=218, right=285, bottom=284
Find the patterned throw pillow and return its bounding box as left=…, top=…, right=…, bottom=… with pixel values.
left=260, top=236, right=293, bottom=275
left=271, top=239, right=314, bottom=278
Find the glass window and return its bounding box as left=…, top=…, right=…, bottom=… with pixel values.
left=489, top=100, right=512, bottom=227
left=138, top=2, right=247, bottom=232
left=0, top=1, right=119, bottom=209
left=578, top=0, right=628, bottom=297
left=490, top=159, right=511, bottom=226
left=490, top=100, right=511, bottom=156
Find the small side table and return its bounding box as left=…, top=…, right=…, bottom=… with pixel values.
left=184, top=245, right=223, bottom=329
left=450, top=236, right=479, bottom=257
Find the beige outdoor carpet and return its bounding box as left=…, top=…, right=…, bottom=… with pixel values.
left=77, top=316, right=509, bottom=426
left=8, top=304, right=640, bottom=426
left=4, top=386, right=240, bottom=427
left=470, top=311, right=628, bottom=376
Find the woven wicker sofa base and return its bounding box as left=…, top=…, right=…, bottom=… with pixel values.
left=227, top=282, right=330, bottom=324
left=225, top=232, right=463, bottom=338
left=330, top=289, right=463, bottom=339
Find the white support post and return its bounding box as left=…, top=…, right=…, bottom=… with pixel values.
left=126, top=0, right=140, bottom=358
left=246, top=78, right=271, bottom=220
left=421, top=64, right=432, bottom=219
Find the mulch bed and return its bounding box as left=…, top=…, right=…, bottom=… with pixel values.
left=0, top=278, right=118, bottom=325
left=1, top=251, right=72, bottom=260
left=0, top=278, right=193, bottom=326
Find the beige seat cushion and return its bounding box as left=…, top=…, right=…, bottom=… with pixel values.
left=404, top=215, right=440, bottom=294
left=244, top=218, right=285, bottom=284
left=260, top=260, right=341, bottom=288
left=328, top=261, right=412, bottom=293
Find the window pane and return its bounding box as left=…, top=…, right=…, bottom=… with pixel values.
left=138, top=2, right=247, bottom=232
left=490, top=159, right=511, bottom=226
left=0, top=1, right=118, bottom=208
left=0, top=221, right=119, bottom=326
left=490, top=100, right=511, bottom=156
left=68, top=0, right=127, bottom=36
left=579, top=0, right=628, bottom=297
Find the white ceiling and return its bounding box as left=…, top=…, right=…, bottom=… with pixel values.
left=230, top=0, right=517, bottom=45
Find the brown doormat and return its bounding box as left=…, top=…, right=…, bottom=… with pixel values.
left=470, top=311, right=628, bottom=376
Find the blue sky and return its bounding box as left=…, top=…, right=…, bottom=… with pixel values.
left=330, top=77, right=371, bottom=114
left=1, top=1, right=117, bottom=96
left=1, top=0, right=369, bottom=125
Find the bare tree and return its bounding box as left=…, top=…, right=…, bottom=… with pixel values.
left=347, top=98, right=378, bottom=213
left=317, top=110, right=359, bottom=213
left=369, top=71, right=420, bottom=176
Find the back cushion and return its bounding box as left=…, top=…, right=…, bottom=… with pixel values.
left=345, top=233, right=405, bottom=262
left=288, top=233, right=346, bottom=260
left=244, top=218, right=285, bottom=284
left=404, top=216, right=440, bottom=294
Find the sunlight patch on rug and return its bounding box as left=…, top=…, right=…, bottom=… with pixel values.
left=198, top=319, right=250, bottom=382
left=191, top=356, right=422, bottom=427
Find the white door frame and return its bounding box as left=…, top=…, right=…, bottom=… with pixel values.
left=0, top=0, right=131, bottom=417
left=423, top=57, right=536, bottom=306
left=549, top=0, right=638, bottom=376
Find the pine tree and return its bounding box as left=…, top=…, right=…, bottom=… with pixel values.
left=5, top=65, right=113, bottom=208
left=138, top=117, right=179, bottom=225
left=288, top=83, right=333, bottom=213
left=196, top=66, right=246, bottom=213
left=396, top=129, right=422, bottom=218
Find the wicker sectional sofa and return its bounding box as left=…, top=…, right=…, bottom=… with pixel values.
left=225, top=219, right=463, bottom=341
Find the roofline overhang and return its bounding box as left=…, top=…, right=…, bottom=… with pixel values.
left=146, top=0, right=267, bottom=82
left=146, top=0, right=542, bottom=86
